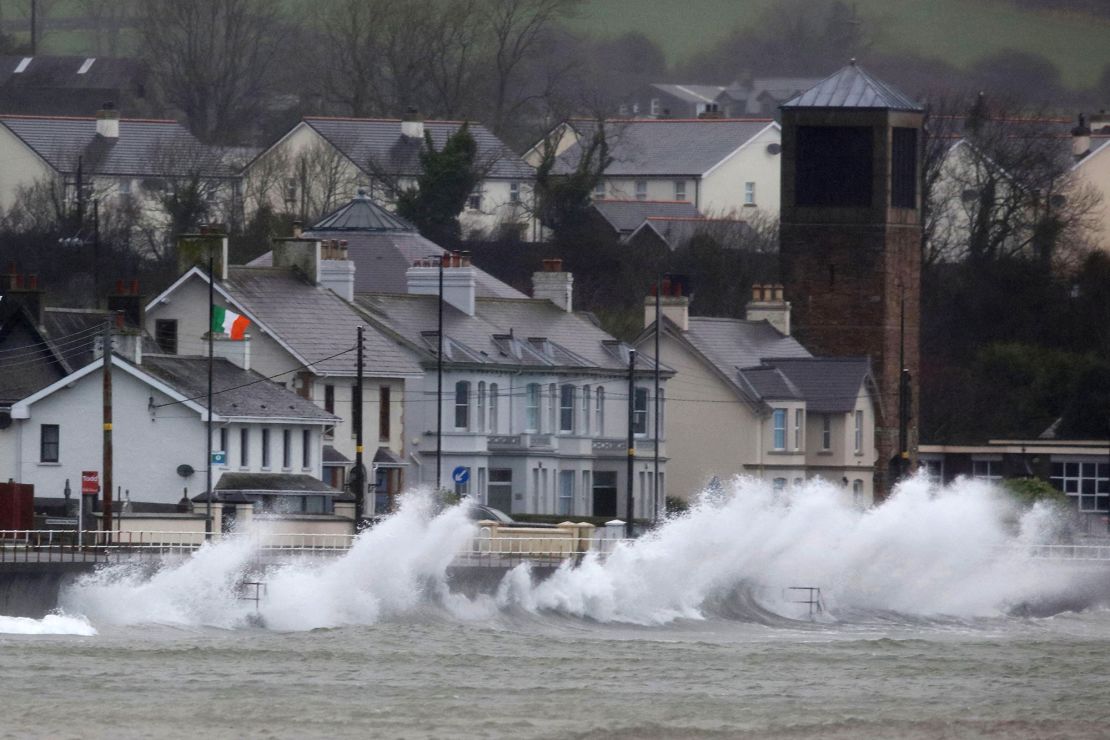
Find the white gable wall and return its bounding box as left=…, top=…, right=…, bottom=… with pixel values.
left=0, top=124, right=55, bottom=212
left=699, top=123, right=781, bottom=218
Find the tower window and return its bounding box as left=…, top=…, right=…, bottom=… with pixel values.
left=795, top=125, right=873, bottom=207
left=891, top=127, right=918, bottom=208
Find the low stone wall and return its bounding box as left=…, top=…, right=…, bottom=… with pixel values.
left=474, top=521, right=596, bottom=556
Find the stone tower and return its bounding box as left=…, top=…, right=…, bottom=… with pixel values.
left=778, top=63, right=924, bottom=499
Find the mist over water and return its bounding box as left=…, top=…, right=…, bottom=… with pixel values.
left=54, top=475, right=1086, bottom=631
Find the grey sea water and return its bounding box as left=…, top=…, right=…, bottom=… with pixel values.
left=4, top=477, right=1110, bottom=738
left=4, top=613, right=1110, bottom=739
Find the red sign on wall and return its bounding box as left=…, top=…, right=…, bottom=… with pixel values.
left=81, top=471, right=99, bottom=495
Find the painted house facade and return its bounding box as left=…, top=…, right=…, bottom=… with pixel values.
left=533, top=118, right=782, bottom=219
left=354, top=259, right=671, bottom=521
left=242, top=116, right=536, bottom=240
left=3, top=350, right=337, bottom=508
left=635, top=286, right=878, bottom=505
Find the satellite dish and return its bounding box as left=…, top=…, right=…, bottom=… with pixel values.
left=176, top=464, right=195, bottom=478
left=766, top=142, right=782, bottom=155
left=0, top=413, right=11, bottom=430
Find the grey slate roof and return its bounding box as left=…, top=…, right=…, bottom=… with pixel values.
left=650, top=84, right=726, bottom=104
left=302, top=117, right=533, bottom=179
left=355, top=293, right=664, bottom=374
left=0, top=55, right=140, bottom=90
left=219, top=266, right=422, bottom=378
left=311, top=190, right=414, bottom=231
left=591, top=199, right=700, bottom=234
left=782, top=63, right=922, bottom=112
left=764, top=357, right=872, bottom=413
left=213, top=472, right=340, bottom=495
left=140, top=354, right=338, bottom=421
left=0, top=308, right=66, bottom=406
left=684, top=317, right=811, bottom=375
left=629, top=216, right=755, bottom=250
left=248, top=194, right=526, bottom=299
left=556, top=118, right=774, bottom=177
left=737, top=365, right=802, bottom=401
left=0, top=114, right=230, bottom=177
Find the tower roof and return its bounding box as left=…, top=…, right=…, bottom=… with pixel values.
left=782, top=62, right=922, bottom=112
left=310, top=189, right=415, bottom=232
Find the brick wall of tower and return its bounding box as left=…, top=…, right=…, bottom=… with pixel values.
left=780, top=221, right=921, bottom=498
left=778, top=106, right=924, bottom=500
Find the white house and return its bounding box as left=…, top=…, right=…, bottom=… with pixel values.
left=527, top=117, right=782, bottom=219
left=242, top=115, right=537, bottom=240
left=4, top=350, right=338, bottom=510
left=635, top=284, right=879, bottom=505
left=0, top=106, right=238, bottom=228
left=353, top=258, right=672, bottom=521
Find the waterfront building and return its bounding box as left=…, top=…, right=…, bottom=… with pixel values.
left=636, top=283, right=878, bottom=505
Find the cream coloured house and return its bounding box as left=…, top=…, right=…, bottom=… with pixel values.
left=242, top=116, right=536, bottom=240
left=1072, top=133, right=1110, bottom=254
left=527, top=117, right=782, bottom=219
left=0, top=107, right=237, bottom=228
left=634, top=286, right=878, bottom=505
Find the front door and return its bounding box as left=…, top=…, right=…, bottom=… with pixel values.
left=488, top=468, right=513, bottom=513
left=592, top=471, right=617, bottom=518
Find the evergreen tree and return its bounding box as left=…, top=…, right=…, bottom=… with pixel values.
left=396, top=123, right=480, bottom=245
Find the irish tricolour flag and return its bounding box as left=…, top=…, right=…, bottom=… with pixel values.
left=212, top=306, right=250, bottom=340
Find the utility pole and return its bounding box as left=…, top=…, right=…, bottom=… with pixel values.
left=897, top=287, right=908, bottom=482
left=101, top=316, right=113, bottom=539
left=653, top=276, right=662, bottom=524
left=205, top=252, right=214, bottom=539
left=92, top=198, right=100, bottom=308
left=353, top=325, right=365, bottom=524
left=626, top=348, right=636, bottom=539
left=435, top=253, right=444, bottom=491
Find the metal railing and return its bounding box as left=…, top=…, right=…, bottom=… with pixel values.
left=0, top=529, right=633, bottom=567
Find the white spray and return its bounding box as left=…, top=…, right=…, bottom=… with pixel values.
left=58, top=476, right=1085, bottom=630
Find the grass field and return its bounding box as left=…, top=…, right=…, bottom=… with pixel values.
left=568, top=0, right=1110, bottom=89
left=4, top=0, right=1108, bottom=90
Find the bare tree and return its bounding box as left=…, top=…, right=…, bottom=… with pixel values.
left=481, top=0, right=581, bottom=136
left=138, top=0, right=287, bottom=144
left=923, top=94, right=1103, bottom=268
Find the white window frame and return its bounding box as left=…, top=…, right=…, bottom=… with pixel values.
left=794, top=408, right=803, bottom=450
left=971, top=457, right=1002, bottom=482
left=854, top=410, right=863, bottom=453
left=596, top=387, right=605, bottom=436
left=594, top=180, right=605, bottom=199
left=633, top=387, right=649, bottom=437
left=559, top=384, right=575, bottom=433
left=548, top=383, right=557, bottom=434
left=821, top=414, right=831, bottom=450
left=1051, top=458, right=1109, bottom=512
left=525, top=383, right=540, bottom=432
left=635, top=180, right=648, bottom=200
left=673, top=180, right=686, bottom=201
left=744, top=181, right=756, bottom=205
left=477, top=381, right=486, bottom=433
left=509, top=181, right=520, bottom=204
left=772, top=409, right=786, bottom=450
left=454, top=381, right=471, bottom=430
left=488, top=383, right=499, bottom=433
left=581, top=384, right=591, bottom=435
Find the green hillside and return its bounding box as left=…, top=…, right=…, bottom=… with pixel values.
left=569, top=0, right=1110, bottom=89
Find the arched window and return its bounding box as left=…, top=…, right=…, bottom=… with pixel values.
left=596, top=387, right=605, bottom=435
left=488, top=383, right=498, bottom=433
left=548, top=383, right=557, bottom=433
left=852, top=479, right=864, bottom=507
left=581, top=385, right=591, bottom=435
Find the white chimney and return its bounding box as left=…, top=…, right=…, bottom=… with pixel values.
left=401, top=107, right=425, bottom=140
left=406, top=253, right=476, bottom=316
left=96, top=102, right=119, bottom=139
left=531, top=258, right=573, bottom=312
left=746, top=283, right=791, bottom=336
left=319, top=239, right=356, bottom=302
left=213, top=334, right=251, bottom=371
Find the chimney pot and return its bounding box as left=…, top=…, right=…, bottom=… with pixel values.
left=292, top=221, right=303, bottom=238
left=130, top=279, right=139, bottom=295
left=96, top=103, right=120, bottom=139
left=115, top=279, right=124, bottom=294
left=28, top=275, right=37, bottom=290
left=15, top=274, right=23, bottom=289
